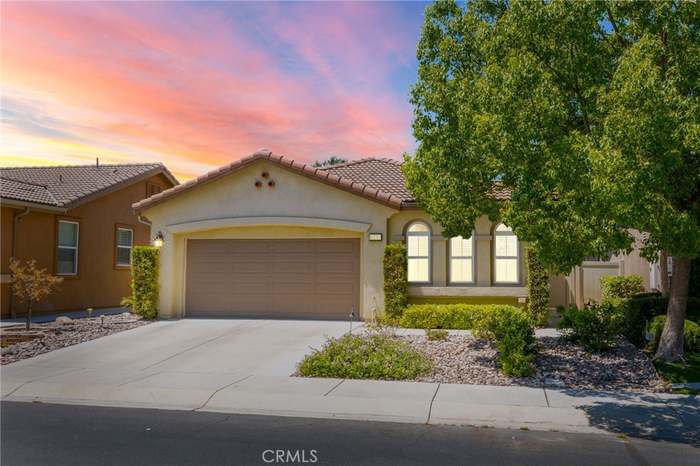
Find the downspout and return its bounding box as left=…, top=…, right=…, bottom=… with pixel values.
left=137, top=214, right=151, bottom=227
left=9, top=207, right=31, bottom=318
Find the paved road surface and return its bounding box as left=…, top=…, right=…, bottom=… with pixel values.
left=1, top=402, right=697, bottom=466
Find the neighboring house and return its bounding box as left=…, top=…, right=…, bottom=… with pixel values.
left=1, top=163, right=178, bottom=318
left=133, top=149, right=654, bottom=320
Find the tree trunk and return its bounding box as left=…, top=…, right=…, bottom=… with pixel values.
left=25, top=299, right=32, bottom=331
left=654, top=256, right=690, bottom=362
left=658, top=250, right=669, bottom=295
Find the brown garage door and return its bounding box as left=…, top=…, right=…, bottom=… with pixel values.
left=185, top=238, right=360, bottom=319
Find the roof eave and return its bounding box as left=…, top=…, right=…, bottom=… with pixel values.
left=65, top=167, right=178, bottom=211
left=133, top=151, right=403, bottom=212
left=0, top=198, right=67, bottom=213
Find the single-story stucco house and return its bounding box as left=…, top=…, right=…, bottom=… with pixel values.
left=133, top=149, right=659, bottom=320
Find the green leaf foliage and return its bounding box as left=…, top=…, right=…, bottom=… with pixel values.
left=558, top=301, right=624, bottom=352
left=650, top=315, right=700, bottom=353
left=405, top=0, right=700, bottom=273
left=297, top=334, right=432, bottom=380
left=600, top=275, right=645, bottom=300
left=401, top=304, right=535, bottom=376
left=383, top=243, right=409, bottom=318
left=526, top=248, right=550, bottom=326
left=130, top=246, right=159, bottom=319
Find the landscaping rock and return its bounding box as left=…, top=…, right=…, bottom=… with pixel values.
left=403, top=334, right=665, bottom=392
left=55, top=316, right=73, bottom=325
left=1, top=314, right=149, bottom=365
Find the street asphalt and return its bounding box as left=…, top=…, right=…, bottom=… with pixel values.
left=1, top=401, right=698, bottom=466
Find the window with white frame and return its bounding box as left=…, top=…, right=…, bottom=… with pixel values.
left=450, top=234, right=475, bottom=283
left=406, top=222, right=431, bottom=283
left=57, top=220, right=79, bottom=275
left=494, top=223, right=519, bottom=283
left=116, top=227, right=134, bottom=266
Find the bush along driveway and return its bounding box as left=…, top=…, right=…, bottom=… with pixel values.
left=298, top=304, right=665, bottom=392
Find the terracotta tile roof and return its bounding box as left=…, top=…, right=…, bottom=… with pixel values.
left=0, top=163, right=177, bottom=209
left=133, top=150, right=409, bottom=211
left=319, top=158, right=415, bottom=203
left=132, top=150, right=512, bottom=212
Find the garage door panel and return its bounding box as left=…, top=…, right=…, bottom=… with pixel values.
left=186, top=238, right=359, bottom=319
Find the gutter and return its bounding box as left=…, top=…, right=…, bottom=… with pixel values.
left=9, top=207, right=31, bottom=318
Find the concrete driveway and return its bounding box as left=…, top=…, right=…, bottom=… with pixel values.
left=3, top=319, right=698, bottom=444
left=1, top=319, right=356, bottom=410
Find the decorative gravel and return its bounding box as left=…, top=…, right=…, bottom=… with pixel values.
left=1, top=313, right=150, bottom=365
left=404, top=334, right=666, bottom=392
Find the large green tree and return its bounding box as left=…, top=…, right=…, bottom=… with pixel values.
left=405, top=0, right=699, bottom=362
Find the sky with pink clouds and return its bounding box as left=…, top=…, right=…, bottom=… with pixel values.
left=1, top=1, right=429, bottom=181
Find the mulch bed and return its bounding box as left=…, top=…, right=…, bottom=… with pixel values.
left=1, top=313, right=150, bottom=365
left=404, top=334, right=666, bottom=392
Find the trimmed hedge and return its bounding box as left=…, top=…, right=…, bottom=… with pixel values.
left=400, top=304, right=518, bottom=330
left=400, top=304, right=535, bottom=376
left=383, top=243, right=408, bottom=318
left=600, top=275, right=645, bottom=300
left=649, top=315, right=700, bottom=353
left=526, top=248, right=550, bottom=326
left=130, top=246, right=159, bottom=319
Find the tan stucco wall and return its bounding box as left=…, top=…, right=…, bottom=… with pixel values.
left=141, top=160, right=396, bottom=319
left=387, top=210, right=528, bottom=298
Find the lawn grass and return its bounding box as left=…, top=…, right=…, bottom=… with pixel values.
left=654, top=352, right=700, bottom=394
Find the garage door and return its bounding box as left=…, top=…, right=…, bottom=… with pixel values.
left=185, top=238, right=360, bottom=319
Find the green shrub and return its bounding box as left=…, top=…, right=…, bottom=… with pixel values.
left=526, top=248, right=550, bottom=326
left=401, top=304, right=534, bottom=376
left=297, top=333, right=431, bottom=380
left=558, top=301, right=623, bottom=352
left=688, top=297, right=700, bottom=324
left=130, top=246, right=159, bottom=319
left=474, top=306, right=536, bottom=377
left=383, top=243, right=408, bottom=318
left=600, top=275, right=645, bottom=300
left=400, top=303, right=518, bottom=330
left=618, top=293, right=666, bottom=346
left=649, top=315, right=700, bottom=353
left=425, top=328, right=449, bottom=341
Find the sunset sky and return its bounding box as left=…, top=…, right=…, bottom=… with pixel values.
left=1, top=1, right=427, bottom=181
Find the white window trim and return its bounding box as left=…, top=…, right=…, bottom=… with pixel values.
left=116, top=227, right=134, bottom=267
left=494, top=224, right=519, bottom=284
left=57, top=220, right=79, bottom=276
left=406, top=221, right=431, bottom=284
left=449, top=234, right=475, bottom=284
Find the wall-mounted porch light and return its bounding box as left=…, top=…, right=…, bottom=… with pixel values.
left=153, top=231, right=164, bottom=248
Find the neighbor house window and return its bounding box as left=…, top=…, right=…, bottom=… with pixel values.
left=450, top=234, right=475, bottom=283
left=494, top=223, right=519, bottom=284
left=57, top=220, right=79, bottom=275
left=116, top=227, right=134, bottom=267
left=406, top=221, right=431, bottom=283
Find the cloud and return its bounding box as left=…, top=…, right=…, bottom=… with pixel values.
left=1, top=2, right=423, bottom=179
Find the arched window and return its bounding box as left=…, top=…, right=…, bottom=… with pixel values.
left=450, top=234, right=475, bottom=283
left=494, top=223, right=519, bottom=283
left=406, top=221, right=431, bottom=283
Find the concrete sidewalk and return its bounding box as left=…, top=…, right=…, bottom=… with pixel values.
left=1, top=320, right=697, bottom=445
left=3, top=368, right=697, bottom=444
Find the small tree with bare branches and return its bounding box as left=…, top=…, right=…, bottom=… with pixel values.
left=9, top=259, right=63, bottom=330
